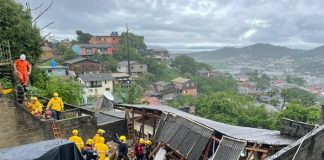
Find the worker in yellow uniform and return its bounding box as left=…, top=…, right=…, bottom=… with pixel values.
left=93, top=129, right=105, bottom=144
left=95, top=137, right=109, bottom=160
left=69, top=129, right=84, bottom=151
left=47, top=92, right=64, bottom=120
left=30, top=97, right=43, bottom=114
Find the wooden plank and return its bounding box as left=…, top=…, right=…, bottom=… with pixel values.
left=245, top=147, right=268, bottom=153
left=149, top=142, right=163, bottom=158
left=246, top=144, right=257, bottom=160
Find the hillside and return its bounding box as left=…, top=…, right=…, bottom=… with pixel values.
left=191, top=43, right=305, bottom=60
left=302, top=45, right=324, bottom=57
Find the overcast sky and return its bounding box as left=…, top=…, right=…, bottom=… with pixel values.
left=16, top=0, right=324, bottom=49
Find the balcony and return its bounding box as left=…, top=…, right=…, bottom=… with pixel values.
left=89, top=84, right=102, bottom=88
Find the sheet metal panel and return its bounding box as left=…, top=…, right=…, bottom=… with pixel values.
left=213, top=136, right=246, bottom=160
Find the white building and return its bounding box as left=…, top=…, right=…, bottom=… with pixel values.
left=117, top=61, right=147, bottom=76
left=78, top=73, right=114, bottom=97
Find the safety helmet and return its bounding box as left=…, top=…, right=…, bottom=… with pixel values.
left=119, top=135, right=126, bottom=142
left=72, top=129, right=78, bottom=136
left=20, top=54, right=26, bottom=60
left=31, top=96, right=37, bottom=101
left=53, top=92, right=58, bottom=97
left=139, top=138, right=145, bottom=144
left=99, top=137, right=105, bottom=144
left=145, top=140, right=152, bottom=145
left=97, top=129, right=105, bottom=134
left=86, top=139, right=94, bottom=145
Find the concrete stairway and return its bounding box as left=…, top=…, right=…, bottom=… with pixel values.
left=0, top=98, right=45, bottom=149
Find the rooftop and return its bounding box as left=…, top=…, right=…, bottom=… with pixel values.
left=36, top=65, right=68, bottom=69
left=73, top=44, right=112, bottom=48
left=118, top=61, right=137, bottom=67
left=119, top=104, right=297, bottom=145
left=79, top=73, right=114, bottom=82
left=155, top=81, right=171, bottom=87
left=172, top=77, right=191, bottom=83
left=63, top=57, right=98, bottom=64
left=110, top=73, right=130, bottom=78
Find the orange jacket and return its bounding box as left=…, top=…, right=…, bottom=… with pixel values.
left=14, top=59, right=31, bottom=73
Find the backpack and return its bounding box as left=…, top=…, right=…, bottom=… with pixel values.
left=135, top=144, right=144, bottom=155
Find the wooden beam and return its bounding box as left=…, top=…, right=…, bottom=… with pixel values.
left=141, top=109, right=145, bottom=137
left=211, top=136, right=221, bottom=142
left=153, top=117, right=157, bottom=137
left=132, top=109, right=135, bottom=145
left=203, top=138, right=213, bottom=160
left=245, top=147, right=268, bottom=153
left=149, top=142, right=163, bottom=158
left=246, top=144, right=257, bottom=160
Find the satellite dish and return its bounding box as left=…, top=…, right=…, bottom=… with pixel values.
left=104, top=91, right=114, bottom=101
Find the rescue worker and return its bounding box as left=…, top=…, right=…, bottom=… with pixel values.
left=13, top=54, right=31, bottom=87
left=45, top=108, right=52, bottom=119
left=134, top=138, right=145, bottom=160
left=109, top=135, right=128, bottom=160
left=145, top=139, right=153, bottom=160
left=30, top=97, right=43, bottom=115
left=82, top=139, right=98, bottom=160
left=68, top=129, right=84, bottom=151
left=95, top=137, right=109, bottom=160
left=46, top=92, right=64, bottom=120
left=93, top=129, right=105, bottom=144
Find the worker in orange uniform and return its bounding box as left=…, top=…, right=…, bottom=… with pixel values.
left=69, top=129, right=84, bottom=151
left=30, top=96, right=43, bottom=118
left=95, top=137, right=109, bottom=160
left=13, top=54, right=32, bottom=88
left=93, top=129, right=105, bottom=145
left=47, top=92, right=64, bottom=120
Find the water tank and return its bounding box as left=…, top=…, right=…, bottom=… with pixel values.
left=50, top=60, right=57, bottom=68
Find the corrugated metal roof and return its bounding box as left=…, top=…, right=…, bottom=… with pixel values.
left=119, top=104, right=297, bottom=145
left=63, top=57, right=98, bottom=64
left=171, top=77, right=191, bottom=83
left=118, top=61, right=137, bottom=67
left=213, top=136, right=246, bottom=160
left=96, top=112, right=123, bottom=124
left=155, top=81, right=171, bottom=87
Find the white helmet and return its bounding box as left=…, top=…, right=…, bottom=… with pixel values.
left=20, top=54, right=26, bottom=60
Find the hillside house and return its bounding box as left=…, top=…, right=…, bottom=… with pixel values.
left=72, top=44, right=113, bottom=56
left=150, top=48, right=171, bottom=62
left=117, top=61, right=147, bottom=76
left=110, top=73, right=132, bottom=87
left=197, top=69, right=210, bottom=78
left=78, top=73, right=114, bottom=97
left=172, top=77, right=197, bottom=96
left=63, top=57, right=101, bottom=76
left=152, top=81, right=177, bottom=100
left=89, top=32, right=120, bottom=52
left=36, top=65, right=68, bottom=77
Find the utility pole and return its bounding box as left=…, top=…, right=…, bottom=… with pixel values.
left=126, top=23, right=131, bottom=76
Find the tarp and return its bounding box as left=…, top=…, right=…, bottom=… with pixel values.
left=0, top=139, right=84, bottom=160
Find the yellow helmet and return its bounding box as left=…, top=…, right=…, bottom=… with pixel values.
left=53, top=92, right=58, bottom=97
left=145, top=140, right=152, bottom=145
left=139, top=138, right=145, bottom=144
left=97, top=129, right=105, bottom=134
left=86, top=139, right=94, bottom=145
left=72, top=129, right=78, bottom=136
left=99, top=137, right=105, bottom=144
left=31, top=97, right=38, bottom=101
left=119, top=135, right=126, bottom=142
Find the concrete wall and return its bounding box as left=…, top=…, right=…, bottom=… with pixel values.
left=267, top=124, right=324, bottom=160
left=280, top=118, right=316, bottom=138
left=98, top=120, right=128, bottom=140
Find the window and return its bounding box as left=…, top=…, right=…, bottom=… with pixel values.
left=118, top=67, right=121, bottom=69
left=89, top=89, right=93, bottom=92
left=48, top=69, right=52, bottom=73
left=131, top=66, right=134, bottom=69
left=192, top=83, right=195, bottom=86
left=105, top=81, right=107, bottom=84
left=113, top=38, right=115, bottom=40
left=140, top=66, right=143, bottom=68
left=95, top=89, right=98, bottom=94
left=106, top=88, right=110, bottom=91
left=186, top=83, right=190, bottom=87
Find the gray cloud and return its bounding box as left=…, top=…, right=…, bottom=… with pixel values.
left=16, top=0, right=324, bottom=49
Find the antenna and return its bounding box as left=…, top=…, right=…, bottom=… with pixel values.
left=126, top=23, right=131, bottom=76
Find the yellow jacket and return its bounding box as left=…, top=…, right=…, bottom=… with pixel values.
left=95, top=143, right=109, bottom=160
left=69, top=136, right=84, bottom=151
left=47, top=97, right=64, bottom=112
left=93, top=134, right=105, bottom=145
left=31, top=101, right=43, bottom=114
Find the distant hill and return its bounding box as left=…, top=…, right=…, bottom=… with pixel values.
left=302, top=45, right=324, bottom=56
left=191, top=43, right=305, bottom=60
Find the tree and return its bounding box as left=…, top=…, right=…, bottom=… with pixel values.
left=62, top=48, right=76, bottom=61
left=0, top=0, right=42, bottom=63
left=76, top=30, right=92, bottom=43
left=171, top=55, right=196, bottom=74
left=286, top=75, right=305, bottom=86
left=120, top=32, right=147, bottom=52
left=281, top=88, right=315, bottom=106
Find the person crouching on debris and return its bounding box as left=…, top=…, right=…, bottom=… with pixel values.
left=14, top=54, right=31, bottom=88
left=46, top=92, right=64, bottom=120
left=69, top=129, right=84, bottom=151
left=134, top=138, right=145, bottom=160
left=93, top=129, right=106, bottom=145
left=30, top=97, right=43, bottom=118
left=95, top=137, right=109, bottom=160
left=82, top=139, right=98, bottom=160
left=45, top=108, right=52, bottom=119
left=145, top=139, right=153, bottom=160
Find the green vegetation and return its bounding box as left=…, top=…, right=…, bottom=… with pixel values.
left=286, top=75, right=305, bottom=86
left=248, top=70, right=270, bottom=90
left=0, top=0, right=42, bottom=63
left=281, top=88, right=315, bottom=106
left=277, top=103, right=320, bottom=125
left=75, top=30, right=93, bottom=44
